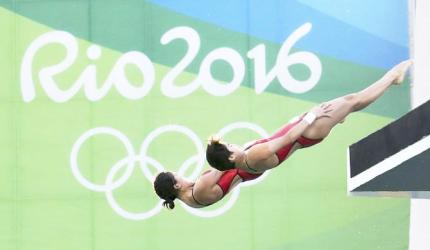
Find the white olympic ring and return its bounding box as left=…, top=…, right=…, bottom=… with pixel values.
left=70, top=122, right=269, bottom=220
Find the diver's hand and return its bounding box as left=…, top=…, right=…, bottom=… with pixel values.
left=310, top=103, right=333, bottom=120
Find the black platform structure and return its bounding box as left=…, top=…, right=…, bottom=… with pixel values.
left=348, top=100, right=430, bottom=198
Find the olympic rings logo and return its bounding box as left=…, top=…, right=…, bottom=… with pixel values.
left=70, top=122, right=269, bottom=220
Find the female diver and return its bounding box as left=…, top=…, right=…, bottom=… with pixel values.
left=154, top=60, right=412, bottom=209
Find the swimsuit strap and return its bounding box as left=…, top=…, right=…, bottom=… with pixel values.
left=244, top=155, right=259, bottom=173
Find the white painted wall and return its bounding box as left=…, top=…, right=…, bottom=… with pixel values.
left=408, top=0, right=430, bottom=250
left=410, top=0, right=430, bottom=107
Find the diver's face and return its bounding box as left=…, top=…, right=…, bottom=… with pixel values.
left=226, top=143, right=244, bottom=162
left=171, top=172, right=189, bottom=186
left=170, top=172, right=183, bottom=190
left=171, top=172, right=181, bottom=182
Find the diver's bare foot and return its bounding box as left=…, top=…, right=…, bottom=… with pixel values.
left=392, top=60, right=413, bottom=85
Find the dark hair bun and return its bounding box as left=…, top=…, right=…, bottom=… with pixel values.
left=163, top=199, right=175, bottom=209
left=208, top=135, right=221, bottom=145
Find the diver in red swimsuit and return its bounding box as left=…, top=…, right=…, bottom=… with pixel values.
left=153, top=60, right=412, bottom=209
left=154, top=169, right=261, bottom=209
left=206, top=60, right=412, bottom=174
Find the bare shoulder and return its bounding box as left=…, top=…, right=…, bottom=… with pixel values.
left=193, top=170, right=224, bottom=202
left=246, top=142, right=273, bottom=161
left=198, top=169, right=223, bottom=182
left=245, top=142, right=279, bottom=172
